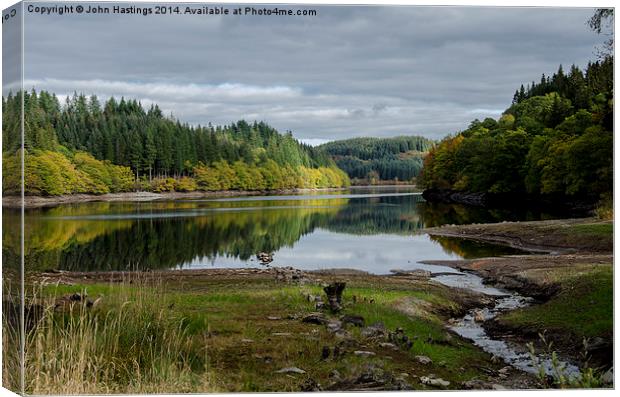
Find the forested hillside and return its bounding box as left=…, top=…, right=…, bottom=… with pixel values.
left=319, top=136, right=434, bottom=184
left=420, top=56, right=613, bottom=205
left=2, top=90, right=349, bottom=195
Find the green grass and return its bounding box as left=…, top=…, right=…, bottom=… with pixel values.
left=565, top=223, right=613, bottom=238
left=498, top=265, right=612, bottom=340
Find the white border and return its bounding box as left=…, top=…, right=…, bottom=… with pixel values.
left=0, top=1, right=617, bottom=397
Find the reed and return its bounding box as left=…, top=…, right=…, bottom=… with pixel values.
left=19, top=275, right=214, bottom=394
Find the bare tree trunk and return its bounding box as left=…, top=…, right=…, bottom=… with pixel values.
left=323, top=282, right=346, bottom=312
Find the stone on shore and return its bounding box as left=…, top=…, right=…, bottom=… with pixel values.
left=302, top=312, right=328, bottom=325
left=415, top=355, right=432, bottom=365
left=420, top=375, right=450, bottom=388
left=354, top=350, right=376, bottom=357
left=275, top=367, right=306, bottom=374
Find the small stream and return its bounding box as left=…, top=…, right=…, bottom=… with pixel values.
left=417, top=264, right=581, bottom=379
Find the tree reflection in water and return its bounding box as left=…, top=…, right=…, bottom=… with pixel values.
left=3, top=190, right=577, bottom=273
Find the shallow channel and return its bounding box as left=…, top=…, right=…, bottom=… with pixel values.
left=417, top=264, right=582, bottom=379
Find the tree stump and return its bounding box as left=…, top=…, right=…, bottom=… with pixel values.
left=323, top=282, right=346, bottom=312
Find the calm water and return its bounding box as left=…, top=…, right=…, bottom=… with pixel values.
left=4, top=186, right=572, bottom=275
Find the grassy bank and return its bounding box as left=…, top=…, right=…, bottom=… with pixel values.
left=491, top=264, right=612, bottom=367
left=10, top=270, right=522, bottom=393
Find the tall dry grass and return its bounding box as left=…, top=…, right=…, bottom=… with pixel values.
left=17, top=276, right=215, bottom=394
left=2, top=282, right=23, bottom=394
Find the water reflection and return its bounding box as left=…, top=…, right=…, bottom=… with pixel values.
left=3, top=188, right=577, bottom=274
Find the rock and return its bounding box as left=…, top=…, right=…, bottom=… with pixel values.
left=390, top=269, right=432, bottom=279
left=354, top=350, right=376, bottom=357
left=302, top=313, right=328, bottom=325
left=473, top=310, right=485, bottom=322
left=272, top=332, right=292, bottom=336
left=300, top=378, right=322, bottom=391
left=361, top=322, right=387, bottom=338
left=253, top=354, right=273, bottom=363
left=462, top=379, right=499, bottom=390
left=325, top=363, right=412, bottom=391
left=313, top=295, right=326, bottom=310
left=274, top=266, right=306, bottom=283
left=275, top=367, right=306, bottom=374
left=54, top=292, right=90, bottom=310
left=241, top=338, right=254, bottom=343
left=415, top=355, right=433, bottom=365
left=326, top=320, right=343, bottom=333
left=329, top=369, right=341, bottom=380
left=334, top=330, right=352, bottom=340
left=267, top=316, right=281, bottom=320
left=341, top=314, right=365, bottom=327
left=69, top=293, right=84, bottom=301
left=420, top=376, right=450, bottom=388
left=257, top=252, right=273, bottom=264
left=379, top=342, right=398, bottom=350
left=356, top=364, right=384, bottom=383
left=388, top=328, right=413, bottom=350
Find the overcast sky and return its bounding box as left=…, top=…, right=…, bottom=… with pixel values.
left=3, top=3, right=605, bottom=143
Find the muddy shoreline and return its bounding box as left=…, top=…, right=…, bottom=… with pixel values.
left=421, top=254, right=612, bottom=298
left=424, top=218, right=613, bottom=254
left=2, top=185, right=422, bottom=209
left=2, top=187, right=350, bottom=209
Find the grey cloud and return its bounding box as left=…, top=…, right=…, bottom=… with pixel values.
left=12, top=3, right=605, bottom=141
left=2, top=3, right=23, bottom=96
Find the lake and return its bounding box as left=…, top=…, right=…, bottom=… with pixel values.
left=3, top=186, right=573, bottom=275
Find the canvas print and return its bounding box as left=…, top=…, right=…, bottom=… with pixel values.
left=1, top=1, right=614, bottom=394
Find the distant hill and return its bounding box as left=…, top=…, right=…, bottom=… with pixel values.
left=319, top=136, right=435, bottom=184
